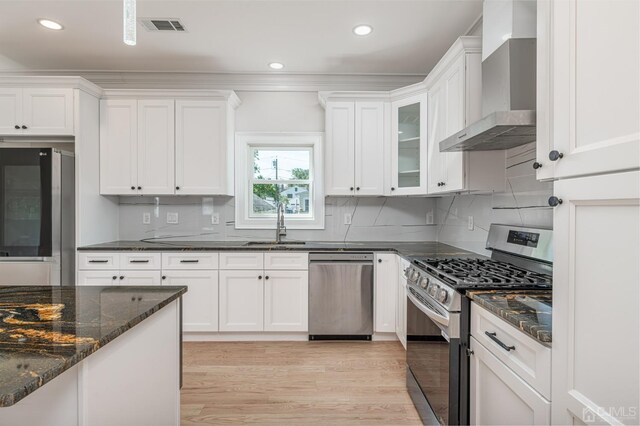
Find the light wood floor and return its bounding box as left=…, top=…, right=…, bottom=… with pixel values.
left=180, top=341, right=422, bottom=425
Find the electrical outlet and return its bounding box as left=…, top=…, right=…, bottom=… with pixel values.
left=166, top=212, right=179, bottom=224
left=426, top=210, right=434, bottom=225
left=468, top=215, right=474, bottom=231
left=344, top=213, right=352, bottom=225
left=211, top=213, right=220, bottom=225
left=142, top=212, right=151, bottom=224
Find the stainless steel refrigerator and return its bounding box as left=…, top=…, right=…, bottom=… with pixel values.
left=0, top=148, right=75, bottom=285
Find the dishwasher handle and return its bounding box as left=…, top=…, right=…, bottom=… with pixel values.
left=309, top=252, right=374, bottom=262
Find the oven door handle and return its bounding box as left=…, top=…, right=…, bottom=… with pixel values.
left=407, top=291, right=450, bottom=327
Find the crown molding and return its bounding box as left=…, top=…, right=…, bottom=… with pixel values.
left=0, top=75, right=103, bottom=97
left=423, top=36, right=482, bottom=88
left=0, top=70, right=425, bottom=92
left=101, top=88, right=242, bottom=108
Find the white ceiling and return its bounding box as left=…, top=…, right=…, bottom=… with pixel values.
left=0, top=0, right=482, bottom=76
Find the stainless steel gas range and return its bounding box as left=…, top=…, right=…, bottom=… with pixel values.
left=405, top=224, right=553, bottom=425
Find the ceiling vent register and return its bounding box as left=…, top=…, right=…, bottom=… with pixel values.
left=139, top=18, right=187, bottom=32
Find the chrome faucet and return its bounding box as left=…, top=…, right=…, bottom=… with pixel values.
left=276, top=203, right=287, bottom=243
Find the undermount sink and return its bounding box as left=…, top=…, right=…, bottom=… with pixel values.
left=243, top=241, right=307, bottom=246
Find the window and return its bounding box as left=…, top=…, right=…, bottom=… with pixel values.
left=235, top=133, right=324, bottom=229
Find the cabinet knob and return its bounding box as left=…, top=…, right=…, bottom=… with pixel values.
left=131, top=186, right=135, bottom=190
left=532, top=162, right=542, bottom=170
left=162, top=276, right=166, bottom=280
left=21, top=125, right=27, bottom=130
left=548, top=196, right=563, bottom=207
left=14, top=125, right=20, bottom=129
left=258, top=275, right=263, bottom=280
left=378, top=258, right=382, bottom=263
left=350, top=187, right=354, bottom=191
left=356, top=187, right=360, bottom=191
left=265, top=276, right=269, bottom=280
left=137, top=186, right=142, bottom=190
left=119, top=276, right=125, bottom=280
left=112, top=276, right=117, bottom=280
left=548, top=150, right=564, bottom=161
left=175, top=186, right=180, bottom=190
left=391, top=187, right=395, bottom=191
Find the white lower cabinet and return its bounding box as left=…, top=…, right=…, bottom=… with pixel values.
left=374, top=253, right=397, bottom=333
left=162, top=270, right=219, bottom=332
left=219, top=270, right=264, bottom=332
left=470, top=336, right=551, bottom=425
left=78, top=270, right=160, bottom=286
left=264, top=270, right=308, bottom=332
left=396, top=256, right=408, bottom=349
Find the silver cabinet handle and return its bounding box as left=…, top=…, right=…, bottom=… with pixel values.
left=130, top=259, right=150, bottom=263
left=180, top=260, right=199, bottom=263
left=88, top=260, right=108, bottom=263
left=485, top=331, right=515, bottom=352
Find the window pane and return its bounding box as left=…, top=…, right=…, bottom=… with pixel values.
left=253, top=149, right=310, bottom=181
left=251, top=184, right=311, bottom=216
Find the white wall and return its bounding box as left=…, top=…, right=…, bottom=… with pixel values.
left=436, top=142, right=553, bottom=255
left=235, top=91, right=324, bottom=132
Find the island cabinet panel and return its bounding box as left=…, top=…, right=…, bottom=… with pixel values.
left=219, top=270, right=264, bottom=332
left=470, top=336, right=551, bottom=426
left=163, top=270, right=219, bottom=332
left=374, top=253, right=397, bottom=333
left=263, top=270, right=308, bottom=332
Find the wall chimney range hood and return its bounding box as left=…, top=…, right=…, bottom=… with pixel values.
left=440, top=37, right=537, bottom=152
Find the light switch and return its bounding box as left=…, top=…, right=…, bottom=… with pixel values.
left=344, top=213, right=352, bottom=225
left=167, top=212, right=179, bottom=224
left=211, top=213, right=220, bottom=225
left=142, top=212, right=151, bottom=224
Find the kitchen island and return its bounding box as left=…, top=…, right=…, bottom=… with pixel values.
left=0, top=285, right=186, bottom=426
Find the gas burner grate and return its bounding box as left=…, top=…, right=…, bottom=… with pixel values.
left=413, top=258, right=551, bottom=287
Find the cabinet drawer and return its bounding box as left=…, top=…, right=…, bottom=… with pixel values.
left=471, top=303, right=551, bottom=399
left=119, top=252, right=161, bottom=270
left=219, top=252, right=264, bottom=270
left=78, top=252, right=120, bottom=270
left=264, top=252, right=308, bottom=270
left=162, top=252, right=219, bottom=270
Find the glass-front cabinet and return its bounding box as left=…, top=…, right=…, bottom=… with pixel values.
left=391, top=94, right=428, bottom=195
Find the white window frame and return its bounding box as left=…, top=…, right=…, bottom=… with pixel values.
left=235, top=132, right=324, bottom=230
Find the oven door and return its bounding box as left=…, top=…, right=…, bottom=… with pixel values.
left=406, top=285, right=460, bottom=425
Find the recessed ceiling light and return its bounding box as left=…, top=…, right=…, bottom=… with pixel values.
left=353, top=24, right=373, bottom=36
left=269, top=62, right=284, bottom=70
left=38, top=19, right=64, bottom=30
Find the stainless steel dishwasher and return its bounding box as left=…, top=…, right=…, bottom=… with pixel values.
left=308, top=252, right=374, bottom=340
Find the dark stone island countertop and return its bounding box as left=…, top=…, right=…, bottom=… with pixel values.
left=0, top=285, right=186, bottom=407
left=77, top=240, right=475, bottom=259
left=467, top=290, right=552, bottom=346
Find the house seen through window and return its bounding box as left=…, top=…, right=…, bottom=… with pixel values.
left=250, top=148, right=312, bottom=217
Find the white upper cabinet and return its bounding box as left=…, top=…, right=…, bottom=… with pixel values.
left=0, top=88, right=74, bottom=135
left=391, top=94, right=428, bottom=195
left=137, top=100, right=175, bottom=195
left=425, top=37, right=505, bottom=195
left=100, top=99, right=138, bottom=195
left=324, top=100, right=386, bottom=196
left=100, top=92, right=239, bottom=196
left=537, top=0, right=640, bottom=180
left=175, top=100, right=233, bottom=195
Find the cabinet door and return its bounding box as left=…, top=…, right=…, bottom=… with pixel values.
left=354, top=101, right=385, bottom=196
left=78, top=270, right=119, bottom=286
left=218, top=270, right=264, bottom=331
left=120, top=270, right=162, bottom=286
left=392, top=95, right=427, bottom=195
left=163, top=270, right=219, bottom=332
left=440, top=55, right=466, bottom=191
left=0, top=88, right=22, bottom=135
left=263, top=270, right=308, bottom=332
left=537, top=0, right=640, bottom=179
left=552, top=171, right=639, bottom=425
left=374, top=253, right=396, bottom=333
left=396, top=272, right=407, bottom=349
left=427, top=81, right=446, bottom=193
left=100, top=99, right=138, bottom=195
left=22, top=89, right=74, bottom=135
left=175, top=100, right=229, bottom=195
left=470, top=337, right=551, bottom=425
left=137, top=100, right=175, bottom=195
left=325, top=102, right=355, bottom=196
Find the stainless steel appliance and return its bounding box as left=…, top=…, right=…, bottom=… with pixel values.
left=0, top=148, right=75, bottom=285
left=405, top=224, right=552, bottom=425
left=308, top=252, right=373, bottom=340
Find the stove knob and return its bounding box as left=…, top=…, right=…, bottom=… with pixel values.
left=429, top=284, right=438, bottom=298
left=419, top=277, right=429, bottom=289
left=437, top=289, right=449, bottom=304
left=411, top=270, right=420, bottom=281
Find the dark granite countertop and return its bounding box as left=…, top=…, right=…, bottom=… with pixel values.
left=77, top=240, right=474, bottom=259
left=468, top=290, right=552, bottom=346
left=0, top=285, right=186, bottom=407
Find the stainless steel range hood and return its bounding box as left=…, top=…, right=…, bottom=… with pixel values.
left=440, top=38, right=536, bottom=152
